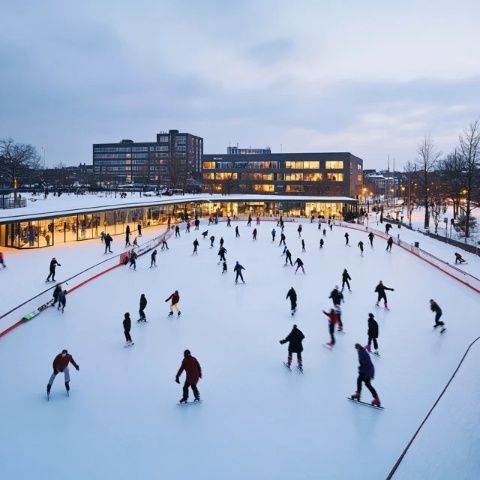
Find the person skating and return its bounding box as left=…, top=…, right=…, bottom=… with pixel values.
left=218, top=246, right=227, bottom=262
left=294, top=258, right=305, bottom=274
left=132, top=236, right=138, bottom=247
left=454, top=252, right=466, bottom=264
left=286, top=287, right=297, bottom=315
left=323, top=308, right=338, bottom=347
left=193, top=238, right=199, bottom=255
left=104, top=233, right=113, bottom=253
left=374, top=281, right=394, bottom=308
left=138, top=294, right=147, bottom=322
left=358, top=241, right=364, bottom=255
left=201, top=230, right=208, bottom=240
left=344, top=232, right=350, bottom=246
left=252, top=228, right=257, bottom=240
left=319, top=238, right=324, bottom=249
left=175, top=225, right=180, bottom=237
left=368, top=232, right=374, bottom=247
left=219, top=237, right=224, bottom=247
left=280, top=324, right=304, bottom=370
left=210, top=235, right=215, bottom=247
left=256, top=216, right=260, bottom=225
left=52, top=284, right=62, bottom=307
left=235, top=226, right=240, bottom=238
left=186, top=221, right=191, bottom=233
left=301, top=239, right=306, bottom=252
left=234, top=261, right=246, bottom=284
left=0, top=251, right=5, bottom=268
left=247, top=215, right=252, bottom=226
left=161, top=238, right=169, bottom=250
left=125, top=225, right=131, bottom=247
left=222, top=261, right=227, bottom=274
left=194, top=218, right=200, bottom=230
left=57, top=289, right=67, bottom=313
left=150, top=249, right=157, bottom=267
left=351, top=344, right=381, bottom=407
left=366, top=313, right=379, bottom=355
left=323, top=228, right=327, bottom=236
left=341, top=269, right=352, bottom=292
left=129, top=250, right=137, bottom=270
left=46, top=349, right=79, bottom=399
left=123, top=312, right=133, bottom=346
left=137, top=221, right=142, bottom=237
left=46, top=257, right=61, bottom=282
left=176, top=349, right=202, bottom=403
left=334, top=304, right=343, bottom=331
left=285, top=248, right=293, bottom=266
left=430, top=299, right=445, bottom=332
left=271, top=228, right=276, bottom=242
left=386, top=236, right=393, bottom=252
left=329, top=285, right=344, bottom=307
left=279, top=232, right=286, bottom=246
left=297, top=224, right=302, bottom=237
left=166, top=290, right=181, bottom=317
left=227, top=216, right=231, bottom=227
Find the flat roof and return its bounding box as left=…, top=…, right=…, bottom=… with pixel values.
left=0, top=194, right=357, bottom=224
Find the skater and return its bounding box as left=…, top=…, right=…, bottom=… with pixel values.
left=202, top=230, right=208, bottom=240
left=430, top=299, right=445, bottom=331
left=235, top=226, right=240, bottom=238
left=104, top=233, right=113, bottom=253
left=57, top=289, right=67, bottom=313
left=297, top=224, right=303, bottom=237
left=294, top=258, right=305, bottom=274
left=358, top=241, right=364, bottom=255
left=123, top=312, right=133, bottom=345
left=138, top=294, right=147, bottom=322
left=386, top=236, right=393, bottom=252
left=175, top=225, right=180, bottom=237
left=454, top=252, right=466, bottom=264
left=0, top=251, right=6, bottom=268
left=133, top=236, right=138, bottom=247
left=285, top=248, right=293, bottom=266
left=351, top=344, right=381, bottom=407
left=222, top=261, right=228, bottom=274
left=366, top=313, right=379, bottom=354
left=279, top=232, right=286, bottom=246
left=46, top=257, right=61, bottom=282
left=301, top=239, right=306, bottom=252
left=175, top=349, right=202, bottom=403
left=323, top=228, right=327, bottom=236
left=166, top=290, right=181, bottom=317
left=247, top=215, right=252, bottom=226
left=52, top=284, right=62, bottom=306
left=344, top=232, right=350, bottom=246
left=227, top=216, right=231, bottom=227
left=256, top=216, right=260, bottom=225
left=374, top=280, right=394, bottom=308
left=341, top=269, right=351, bottom=292
left=319, top=238, right=324, bottom=249
left=334, top=303, right=343, bottom=331
left=279, top=324, right=304, bottom=370
left=129, top=250, right=137, bottom=270
left=125, top=225, right=131, bottom=247
left=161, top=238, right=169, bottom=250
left=368, top=232, right=374, bottom=247
left=286, top=287, right=297, bottom=315
left=329, top=285, right=344, bottom=307
left=385, top=223, right=392, bottom=235
left=252, top=228, right=257, bottom=240
left=219, top=237, right=224, bottom=247
left=46, top=349, right=79, bottom=399
left=210, top=235, right=215, bottom=247
left=234, top=261, right=246, bottom=284
left=193, top=238, right=199, bottom=255
left=137, top=221, right=142, bottom=237
left=218, top=246, right=227, bottom=262
left=194, top=218, right=200, bottom=230
left=271, top=228, right=276, bottom=242
left=186, top=221, right=191, bottom=233
left=150, top=249, right=157, bottom=267
left=323, top=308, right=338, bottom=347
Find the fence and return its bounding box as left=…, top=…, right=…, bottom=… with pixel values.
left=0, top=197, right=26, bottom=209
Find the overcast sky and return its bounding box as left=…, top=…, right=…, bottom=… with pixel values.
left=1, top=0, right=479, bottom=170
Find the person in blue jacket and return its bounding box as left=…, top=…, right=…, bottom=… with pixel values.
left=351, top=343, right=381, bottom=407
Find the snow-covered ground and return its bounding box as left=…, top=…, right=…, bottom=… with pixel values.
left=0, top=219, right=479, bottom=479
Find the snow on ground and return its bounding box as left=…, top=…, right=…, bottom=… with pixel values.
left=0, top=219, right=479, bottom=479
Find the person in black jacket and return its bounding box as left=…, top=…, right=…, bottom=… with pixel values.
left=374, top=281, right=394, bottom=308
left=46, top=257, right=61, bottom=282
left=125, top=225, right=131, bottom=247
left=138, top=294, right=147, bottom=322
left=329, top=286, right=344, bottom=306
left=284, top=248, right=293, bottom=266
left=193, top=238, right=199, bottom=255
left=368, top=231, right=374, bottom=247
left=104, top=233, right=113, bottom=253
left=294, top=258, right=305, bottom=274
left=351, top=343, right=381, bottom=406
left=430, top=299, right=445, bottom=331
left=218, top=246, right=227, bottom=262
left=341, top=269, right=351, bottom=292
left=52, top=284, right=62, bottom=306
left=286, top=287, right=297, bottom=315
left=234, top=261, right=246, bottom=284
left=366, top=313, right=379, bottom=354
left=280, top=324, right=305, bottom=370
left=150, top=249, right=157, bottom=268
left=166, top=290, right=181, bottom=317
left=344, top=232, right=350, bottom=246
left=57, top=290, right=67, bottom=313
left=235, top=226, right=240, bottom=238
left=123, top=312, right=133, bottom=346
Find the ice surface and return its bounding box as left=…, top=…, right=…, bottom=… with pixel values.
left=0, top=219, right=479, bottom=480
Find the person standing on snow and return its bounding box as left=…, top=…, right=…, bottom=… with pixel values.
left=150, top=249, right=157, bottom=267
left=166, top=290, right=181, bottom=317
left=323, top=308, right=338, bottom=347
left=279, top=324, right=305, bottom=370
left=104, top=233, right=113, bottom=253
left=294, top=258, right=305, bottom=274
left=344, top=232, right=350, bottom=246
left=341, top=269, right=352, bottom=292
left=235, top=226, right=240, bottom=238
left=350, top=344, right=381, bottom=407
left=366, top=313, right=379, bottom=354
left=193, top=238, right=199, bottom=255
left=329, top=286, right=344, bottom=307
left=47, top=349, right=79, bottom=399
left=368, top=232, right=374, bottom=247
left=286, top=287, right=297, bottom=315
left=430, top=299, right=445, bottom=332
left=46, top=257, right=61, bottom=282
left=271, top=228, right=276, bottom=242
left=234, top=261, right=246, bottom=284
left=285, top=248, right=293, bottom=266
left=138, top=294, right=147, bottom=322
left=374, top=281, right=394, bottom=308
left=123, top=312, right=133, bottom=346
left=175, top=349, right=202, bottom=403
left=252, top=228, right=257, bottom=240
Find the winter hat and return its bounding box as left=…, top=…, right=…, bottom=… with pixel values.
left=62, top=349, right=68, bottom=354
left=184, top=349, right=191, bottom=356
left=368, top=313, right=374, bottom=319
left=354, top=343, right=362, bottom=350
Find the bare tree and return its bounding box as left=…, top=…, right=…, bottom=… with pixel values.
left=458, top=120, right=480, bottom=238
left=438, top=150, right=465, bottom=219
left=416, top=136, right=440, bottom=229
left=0, top=137, right=41, bottom=200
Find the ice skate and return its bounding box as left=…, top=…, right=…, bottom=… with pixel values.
left=350, top=392, right=360, bottom=401
left=371, top=397, right=381, bottom=407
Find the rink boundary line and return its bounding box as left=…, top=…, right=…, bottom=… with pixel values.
left=386, top=336, right=480, bottom=479
left=0, top=228, right=172, bottom=339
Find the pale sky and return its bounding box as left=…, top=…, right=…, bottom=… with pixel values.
left=1, top=0, right=479, bottom=169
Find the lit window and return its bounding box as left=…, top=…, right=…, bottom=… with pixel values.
left=325, top=161, right=344, bottom=169
left=304, top=173, right=323, bottom=181
left=326, top=173, right=344, bottom=181
left=304, top=161, right=320, bottom=169
left=203, top=162, right=216, bottom=169
left=285, top=161, right=304, bottom=169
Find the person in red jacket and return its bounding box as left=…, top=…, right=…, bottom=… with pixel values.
left=166, top=290, right=181, bottom=317
left=323, top=308, right=338, bottom=347
left=46, top=349, right=79, bottom=399
left=175, top=349, right=202, bottom=403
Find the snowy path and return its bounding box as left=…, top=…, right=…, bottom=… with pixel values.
left=0, top=220, right=479, bottom=479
